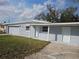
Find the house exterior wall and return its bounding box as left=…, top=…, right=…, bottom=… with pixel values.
left=7, top=24, right=20, bottom=35
left=5, top=26, right=9, bottom=34
left=19, top=24, right=31, bottom=37
left=35, top=26, right=62, bottom=41
left=35, top=26, right=48, bottom=41
left=7, top=23, right=79, bottom=45
left=30, top=26, right=36, bottom=38
left=36, top=26, right=79, bottom=45
left=70, top=27, right=79, bottom=45
left=39, top=32, right=48, bottom=41
left=49, top=26, right=62, bottom=42
left=49, top=26, right=79, bottom=45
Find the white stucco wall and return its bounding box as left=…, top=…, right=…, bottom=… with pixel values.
left=35, top=26, right=63, bottom=41
left=7, top=23, right=79, bottom=45
left=34, top=26, right=63, bottom=41
left=35, top=26, right=48, bottom=41
left=39, top=32, right=48, bottom=41
left=8, top=24, right=36, bottom=38
left=30, top=26, right=36, bottom=38
left=19, top=24, right=31, bottom=37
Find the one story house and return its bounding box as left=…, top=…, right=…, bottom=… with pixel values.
left=6, top=20, right=79, bottom=45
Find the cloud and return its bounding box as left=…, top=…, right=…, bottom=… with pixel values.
left=0, top=0, right=51, bottom=23
left=16, top=3, right=47, bottom=21
left=0, top=0, right=67, bottom=23
left=0, top=0, right=9, bottom=6
left=0, top=5, right=17, bottom=23
left=44, top=0, right=65, bottom=9
left=0, top=0, right=18, bottom=23
left=0, top=6, right=16, bottom=16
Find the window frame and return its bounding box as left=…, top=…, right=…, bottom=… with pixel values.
left=26, top=26, right=30, bottom=30
left=42, top=26, right=48, bottom=32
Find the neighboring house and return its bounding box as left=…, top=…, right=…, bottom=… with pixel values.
left=0, top=24, right=6, bottom=33
left=6, top=20, right=79, bottom=45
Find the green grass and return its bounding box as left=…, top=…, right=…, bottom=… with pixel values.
left=0, top=35, right=49, bottom=59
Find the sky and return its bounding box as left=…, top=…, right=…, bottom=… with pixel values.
left=0, top=0, right=79, bottom=23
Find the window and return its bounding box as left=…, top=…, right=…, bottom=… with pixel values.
left=42, top=26, right=48, bottom=32
left=26, top=26, right=30, bottom=30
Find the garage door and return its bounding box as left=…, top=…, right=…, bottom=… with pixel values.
left=9, top=27, right=20, bottom=35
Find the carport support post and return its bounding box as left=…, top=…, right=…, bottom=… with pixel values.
left=47, top=26, right=50, bottom=41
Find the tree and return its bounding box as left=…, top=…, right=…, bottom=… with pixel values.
left=35, top=4, right=59, bottom=23
left=60, top=7, right=77, bottom=22
left=72, top=14, right=79, bottom=22
left=35, top=5, right=79, bottom=23
left=35, top=12, right=46, bottom=20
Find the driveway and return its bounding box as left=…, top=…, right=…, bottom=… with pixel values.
left=25, top=42, right=79, bottom=59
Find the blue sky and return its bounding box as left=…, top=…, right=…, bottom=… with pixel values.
left=0, top=0, right=79, bottom=23
left=9, top=0, right=48, bottom=7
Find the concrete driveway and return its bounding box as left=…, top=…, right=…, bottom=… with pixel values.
left=25, top=42, right=79, bottom=59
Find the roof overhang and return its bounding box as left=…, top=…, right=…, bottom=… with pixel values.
left=8, top=25, right=20, bottom=27
left=5, top=20, right=50, bottom=25
left=31, top=22, right=79, bottom=26
left=0, top=23, right=6, bottom=26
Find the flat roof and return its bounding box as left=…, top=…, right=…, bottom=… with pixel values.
left=5, top=20, right=50, bottom=25
left=5, top=20, right=79, bottom=26
left=31, top=22, right=79, bottom=26
left=8, top=25, right=20, bottom=27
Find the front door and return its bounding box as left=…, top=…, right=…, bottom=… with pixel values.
left=62, top=27, right=71, bottom=44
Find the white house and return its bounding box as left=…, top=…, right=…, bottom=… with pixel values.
left=6, top=20, right=79, bottom=45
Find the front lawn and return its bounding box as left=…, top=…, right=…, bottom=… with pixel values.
left=0, top=35, right=49, bottom=59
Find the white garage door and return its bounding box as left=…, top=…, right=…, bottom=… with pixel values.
left=9, top=27, right=20, bottom=35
